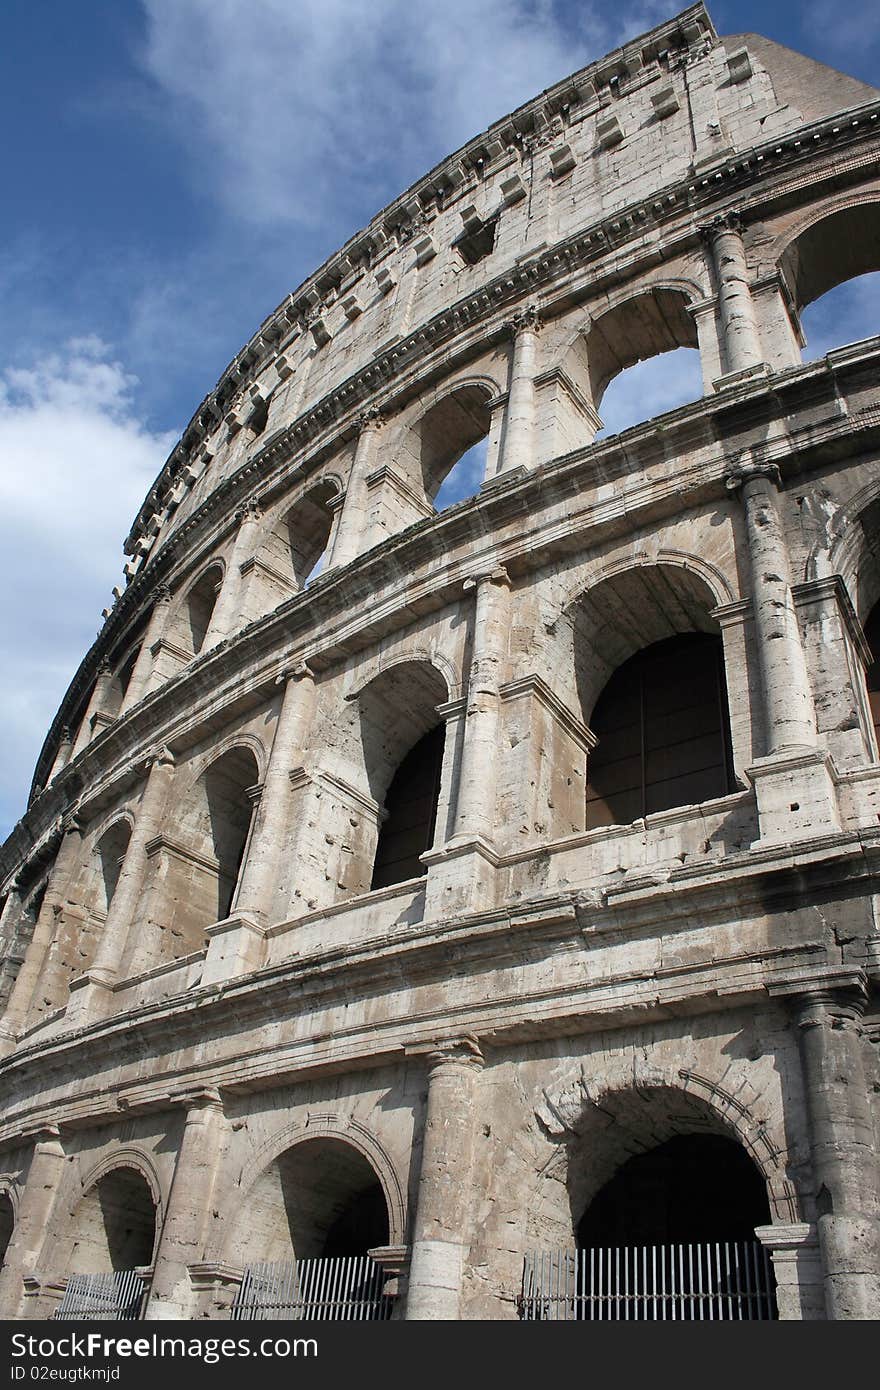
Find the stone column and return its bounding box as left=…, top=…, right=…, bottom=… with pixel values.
left=67, top=749, right=176, bottom=1023
left=498, top=306, right=541, bottom=475
left=203, top=668, right=317, bottom=983
left=727, top=463, right=817, bottom=754
left=792, top=985, right=880, bottom=1319
left=0, top=1128, right=66, bottom=1319
left=119, top=585, right=172, bottom=714
left=450, top=569, right=510, bottom=844
left=405, top=1036, right=484, bottom=1320
left=0, top=815, right=84, bottom=1056
left=727, top=462, right=840, bottom=841
left=144, top=1091, right=225, bottom=1320
left=47, top=728, right=74, bottom=785
left=70, top=661, right=115, bottom=759
left=328, top=408, right=385, bottom=569
left=424, top=571, right=509, bottom=917
left=705, top=212, right=765, bottom=378
left=203, top=500, right=263, bottom=650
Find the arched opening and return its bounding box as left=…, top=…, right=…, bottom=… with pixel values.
left=595, top=347, right=703, bottom=437
left=230, top=1138, right=393, bottom=1319
left=800, top=273, right=880, bottom=361
left=184, top=565, right=223, bottom=655
left=780, top=204, right=880, bottom=361
left=522, top=1083, right=779, bottom=1320
left=578, top=1134, right=771, bottom=1247
left=65, top=1167, right=157, bottom=1275
left=585, top=288, right=701, bottom=433
left=400, top=386, right=492, bottom=511
left=0, top=1194, right=14, bottom=1270
left=864, top=600, right=880, bottom=753
left=123, top=745, right=260, bottom=979
left=569, top=566, right=735, bottom=829
left=238, top=1137, right=390, bottom=1264
left=198, top=746, right=261, bottom=922
left=95, top=820, right=132, bottom=913
left=586, top=633, right=735, bottom=828
left=371, top=723, right=445, bottom=889
left=260, top=482, right=338, bottom=597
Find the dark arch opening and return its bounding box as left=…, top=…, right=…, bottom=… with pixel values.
left=186, top=565, right=223, bottom=655
left=284, top=481, right=337, bottom=587
left=586, top=632, right=734, bottom=829
left=96, top=820, right=132, bottom=912
left=68, top=1168, right=157, bottom=1274
left=0, top=1194, right=13, bottom=1270
left=410, top=386, right=491, bottom=508
left=577, top=1134, right=771, bottom=1248
left=371, top=724, right=445, bottom=890
left=865, top=600, right=880, bottom=753
left=201, top=746, right=260, bottom=920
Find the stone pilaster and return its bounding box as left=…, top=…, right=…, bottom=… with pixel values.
left=70, top=661, right=115, bottom=760
left=498, top=307, right=541, bottom=475
left=0, top=1128, right=66, bottom=1319
left=704, top=212, right=766, bottom=382
left=328, top=408, right=385, bottom=568
left=784, top=979, right=880, bottom=1319
left=144, top=1091, right=225, bottom=1320
left=727, top=461, right=839, bottom=843
left=405, top=1036, right=484, bottom=1320
left=424, top=570, right=510, bottom=916
left=0, top=815, right=84, bottom=1056
left=66, top=749, right=176, bottom=1023
left=119, top=585, right=172, bottom=714
left=47, top=728, right=74, bottom=785
left=203, top=667, right=316, bottom=984
left=203, top=501, right=263, bottom=650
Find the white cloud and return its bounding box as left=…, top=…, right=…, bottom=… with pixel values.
left=0, top=340, right=175, bottom=836
left=138, top=0, right=670, bottom=229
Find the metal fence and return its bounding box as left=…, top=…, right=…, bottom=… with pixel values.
left=55, top=1270, right=147, bottom=1321
left=231, top=1256, right=393, bottom=1321
left=520, top=1242, right=778, bottom=1320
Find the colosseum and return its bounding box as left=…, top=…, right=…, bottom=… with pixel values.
left=0, top=1, right=878, bottom=1323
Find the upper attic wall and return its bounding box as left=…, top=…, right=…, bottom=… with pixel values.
left=723, top=33, right=879, bottom=127
left=111, top=5, right=880, bottom=595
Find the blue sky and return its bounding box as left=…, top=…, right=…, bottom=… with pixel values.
left=1, top=0, right=879, bottom=839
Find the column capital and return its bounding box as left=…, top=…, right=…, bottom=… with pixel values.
left=407, top=1033, right=485, bottom=1074
left=179, top=1087, right=224, bottom=1114
left=275, top=662, right=315, bottom=688
left=506, top=304, right=543, bottom=339
left=463, top=565, right=510, bottom=595
left=700, top=209, right=746, bottom=242
left=143, top=745, right=175, bottom=775
left=234, top=497, right=262, bottom=525
left=356, top=405, right=385, bottom=435
left=724, top=458, right=781, bottom=493
left=152, top=582, right=173, bottom=606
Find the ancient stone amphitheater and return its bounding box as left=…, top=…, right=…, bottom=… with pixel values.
left=1, top=2, right=879, bottom=1323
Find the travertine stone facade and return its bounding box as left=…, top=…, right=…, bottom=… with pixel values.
left=1, top=3, right=879, bottom=1321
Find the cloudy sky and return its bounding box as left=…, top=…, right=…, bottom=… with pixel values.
left=1, top=0, right=879, bottom=838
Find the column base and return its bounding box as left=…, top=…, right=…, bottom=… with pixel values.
left=64, top=970, right=117, bottom=1027
left=745, top=747, right=841, bottom=847
left=422, top=836, right=499, bottom=918
left=755, top=1222, right=825, bottom=1320
left=712, top=362, right=770, bottom=392
left=202, top=913, right=268, bottom=986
